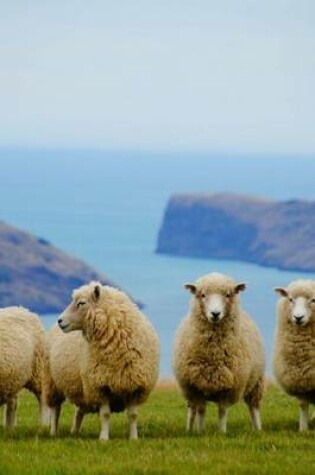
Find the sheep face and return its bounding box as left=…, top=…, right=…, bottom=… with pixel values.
left=185, top=278, right=246, bottom=324
left=275, top=286, right=315, bottom=326
left=58, top=282, right=101, bottom=333
left=200, top=292, right=227, bottom=323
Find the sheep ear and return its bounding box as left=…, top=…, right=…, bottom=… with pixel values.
left=184, top=283, right=197, bottom=294
left=274, top=287, right=288, bottom=298
left=93, top=284, right=101, bottom=301
left=234, top=283, right=246, bottom=294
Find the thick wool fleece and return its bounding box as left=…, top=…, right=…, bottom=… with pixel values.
left=173, top=274, right=265, bottom=407
left=273, top=280, right=315, bottom=401
left=79, top=285, right=160, bottom=412
left=0, top=306, right=45, bottom=405
left=43, top=325, right=93, bottom=410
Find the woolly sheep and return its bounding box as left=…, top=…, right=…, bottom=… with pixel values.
left=0, top=306, right=47, bottom=430
left=57, top=281, right=160, bottom=440
left=273, top=279, right=315, bottom=431
left=43, top=325, right=98, bottom=436
left=173, top=272, right=265, bottom=433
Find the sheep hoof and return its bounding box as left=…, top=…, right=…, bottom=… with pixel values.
left=299, top=426, right=308, bottom=432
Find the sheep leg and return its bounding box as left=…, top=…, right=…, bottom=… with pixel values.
left=4, top=396, right=18, bottom=430
left=195, top=403, right=206, bottom=434
left=244, top=377, right=264, bottom=430
left=40, top=405, right=51, bottom=427
left=248, top=406, right=262, bottom=431
left=99, top=403, right=111, bottom=440
left=186, top=403, right=196, bottom=432
left=218, top=403, right=228, bottom=433
left=71, top=406, right=85, bottom=435
left=127, top=404, right=138, bottom=440
left=39, top=398, right=51, bottom=427
left=299, top=400, right=309, bottom=431
left=50, top=404, right=61, bottom=436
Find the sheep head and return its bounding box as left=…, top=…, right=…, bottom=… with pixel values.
left=275, top=280, right=315, bottom=327
left=184, top=272, right=246, bottom=324
left=58, top=281, right=102, bottom=333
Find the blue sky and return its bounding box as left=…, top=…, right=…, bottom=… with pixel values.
left=1, top=1, right=315, bottom=153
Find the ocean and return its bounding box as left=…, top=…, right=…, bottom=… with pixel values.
left=1, top=149, right=315, bottom=376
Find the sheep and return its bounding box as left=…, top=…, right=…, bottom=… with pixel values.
left=43, top=324, right=98, bottom=436
left=57, top=281, right=160, bottom=440
left=273, top=279, right=315, bottom=431
left=173, top=272, right=265, bottom=434
left=0, top=306, right=47, bottom=430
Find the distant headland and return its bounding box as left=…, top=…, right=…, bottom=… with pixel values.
left=0, top=221, right=122, bottom=314
left=156, top=193, right=315, bottom=273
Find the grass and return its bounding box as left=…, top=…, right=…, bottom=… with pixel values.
left=1, top=384, right=315, bottom=474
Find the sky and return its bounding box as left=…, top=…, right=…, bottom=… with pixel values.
left=1, top=0, right=315, bottom=154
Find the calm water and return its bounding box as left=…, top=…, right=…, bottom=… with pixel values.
left=1, top=149, right=315, bottom=375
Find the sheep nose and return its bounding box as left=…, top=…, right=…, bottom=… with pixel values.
left=211, top=311, right=221, bottom=320
left=294, top=315, right=304, bottom=324
left=57, top=318, right=63, bottom=325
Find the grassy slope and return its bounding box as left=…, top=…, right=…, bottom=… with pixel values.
left=1, top=385, right=315, bottom=475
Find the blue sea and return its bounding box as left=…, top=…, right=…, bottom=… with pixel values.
left=1, top=149, right=315, bottom=376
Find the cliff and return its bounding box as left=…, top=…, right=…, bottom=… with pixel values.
left=0, top=221, right=121, bottom=313
left=156, top=193, right=315, bottom=272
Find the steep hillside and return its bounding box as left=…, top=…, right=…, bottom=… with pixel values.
left=156, top=193, right=315, bottom=272
left=0, top=221, right=119, bottom=313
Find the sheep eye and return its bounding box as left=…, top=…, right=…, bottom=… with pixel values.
left=77, top=301, right=86, bottom=308
left=226, top=293, right=231, bottom=298
left=311, top=299, right=315, bottom=304
left=289, top=297, right=294, bottom=303
left=201, top=293, right=206, bottom=299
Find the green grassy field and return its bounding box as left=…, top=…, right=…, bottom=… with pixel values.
left=1, top=384, right=315, bottom=475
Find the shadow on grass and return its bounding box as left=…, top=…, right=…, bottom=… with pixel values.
left=1, top=420, right=313, bottom=443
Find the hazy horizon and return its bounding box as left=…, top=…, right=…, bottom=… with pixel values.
left=1, top=1, right=315, bottom=154
left=1, top=146, right=315, bottom=160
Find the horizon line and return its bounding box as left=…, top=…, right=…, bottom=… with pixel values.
left=0, top=146, right=315, bottom=160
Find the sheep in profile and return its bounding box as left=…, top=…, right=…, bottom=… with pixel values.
left=43, top=325, right=98, bottom=436
left=0, top=306, right=46, bottom=430
left=273, top=279, right=315, bottom=431
left=58, top=282, right=160, bottom=440
left=173, top=272, right=265, bottom=433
